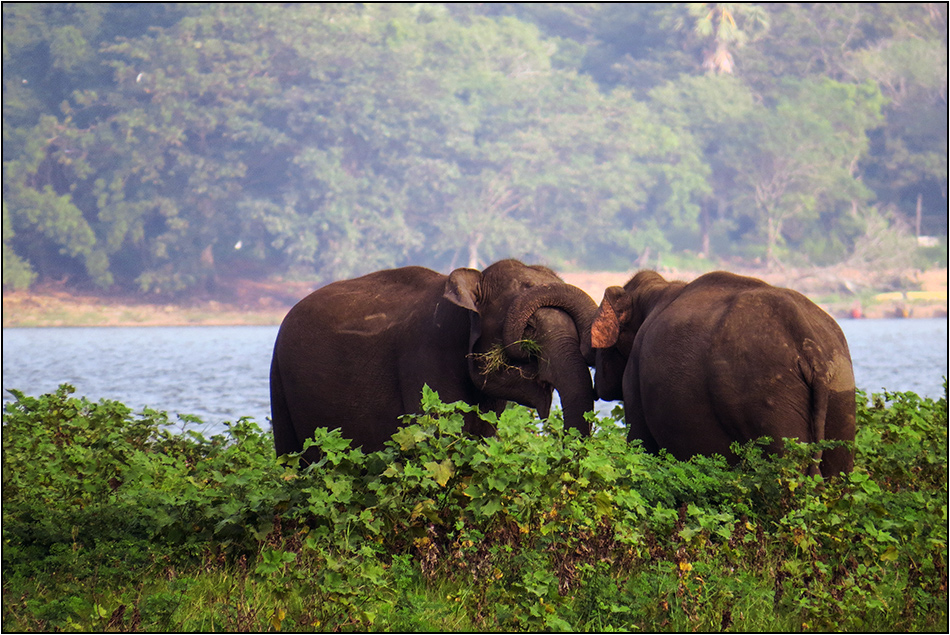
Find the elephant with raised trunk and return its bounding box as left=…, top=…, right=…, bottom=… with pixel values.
left=591, top=270, right=856, bottom=477
left=271, top=259, right=599, bottom=460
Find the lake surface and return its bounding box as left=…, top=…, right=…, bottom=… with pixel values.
left=3, top=320, right=947, bottom=437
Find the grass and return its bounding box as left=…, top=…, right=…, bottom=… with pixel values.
left=470, top=339, right=543, bottom=375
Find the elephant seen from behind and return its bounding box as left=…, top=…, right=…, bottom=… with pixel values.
left=591, top=270, right=856, bottom=477
left=271, top=259, right=599, bottom=461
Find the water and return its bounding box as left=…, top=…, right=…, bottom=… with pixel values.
left=840, top=319, right=948, bottom=397
left=3, top=320, right=947, bottom=437
left=2, top=326, right=277, bottom=436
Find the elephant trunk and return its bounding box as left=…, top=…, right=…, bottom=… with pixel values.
left=552, top=348, right=596, bottom=436
left=533, top=307, right=595, bottom=436
left=503, top=284, right=599, bottom=362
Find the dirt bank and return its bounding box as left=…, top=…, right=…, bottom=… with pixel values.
left=2, top=267, right=946, bottom=328
left=561, top=266, right=947, bottom=320
left=1, top=278, right=317, bottom=328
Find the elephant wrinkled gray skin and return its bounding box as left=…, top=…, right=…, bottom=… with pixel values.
left=271, top=259, right=599, bottom=460
left=591, top=270, right=856, bottom=477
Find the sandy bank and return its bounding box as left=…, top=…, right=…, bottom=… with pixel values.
left=3, top=267, right=946, bottom=328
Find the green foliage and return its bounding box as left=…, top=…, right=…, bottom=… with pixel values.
left=2, top=4, right=945, bottom=292
left=2, top=382, right=947, bottom=631
left=2, top=201, right=37, bottom=289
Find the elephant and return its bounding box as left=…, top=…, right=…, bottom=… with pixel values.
left=590, top=270, right=856, bottom=477
left=270, top=259, right=599, bottom=460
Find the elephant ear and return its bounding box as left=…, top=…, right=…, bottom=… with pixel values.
left=591, top=286, right=629, bottom=348
left=444, top=268, right=483, bottom=313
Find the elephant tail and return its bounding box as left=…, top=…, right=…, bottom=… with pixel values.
left=801, top=338, right=831, bottom=476
left=270, top=353, right=302, bottom=457
left=808, top=373, right=831, bottom=477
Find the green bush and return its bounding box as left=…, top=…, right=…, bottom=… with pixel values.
left=2, top=382, right=947, bottom=631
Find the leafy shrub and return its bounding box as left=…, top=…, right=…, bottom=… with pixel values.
left=2, top=382, right=947, bottom=631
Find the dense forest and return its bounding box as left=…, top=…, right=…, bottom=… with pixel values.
left=3, top=3, right=947, bottom=295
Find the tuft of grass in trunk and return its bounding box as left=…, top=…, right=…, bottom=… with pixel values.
left=471, top=339, right=543, bottom=376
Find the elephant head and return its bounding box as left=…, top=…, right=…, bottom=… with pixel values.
left=590, top=271, right=686, bottom=401
left=591, top=271, right=686, bottom=349
left=443, top=260, right=598, bottom=435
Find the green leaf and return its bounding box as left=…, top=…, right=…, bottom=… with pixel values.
left=420, top=385, right=442, bottom=411
left=594, top=490, right=613, bottom=518
left=424, top=459, right=455, bottom=487
left=391, top=427, right=425, bottom=451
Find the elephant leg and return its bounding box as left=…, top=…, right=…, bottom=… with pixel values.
left=819, top=388, right=857, bottom=477
left=595, top=347, right=627, bottom=402
left=623, top=356, right=659, bottom=453
left=270, top=356, right=304, bottom=459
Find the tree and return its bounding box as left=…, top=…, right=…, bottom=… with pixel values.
left=2, top=202, right=37, bottom=290
left=843, top=7, right=948, bottom=237
left=725, top=78, right=885, bottom=266
left=742, top=3, right=947, bottom=238
left=10, top=3, right=702, bottom=288
left=681, top=3, right=770, bottom=75
left=649, top=74, right=758, bottom=258
left=2, top=2, right=188, bottom=289
left=2, top=3, right=942, bottom=292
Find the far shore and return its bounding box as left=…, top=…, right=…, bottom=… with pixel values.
left=2, top=267, right=946, bottom=328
